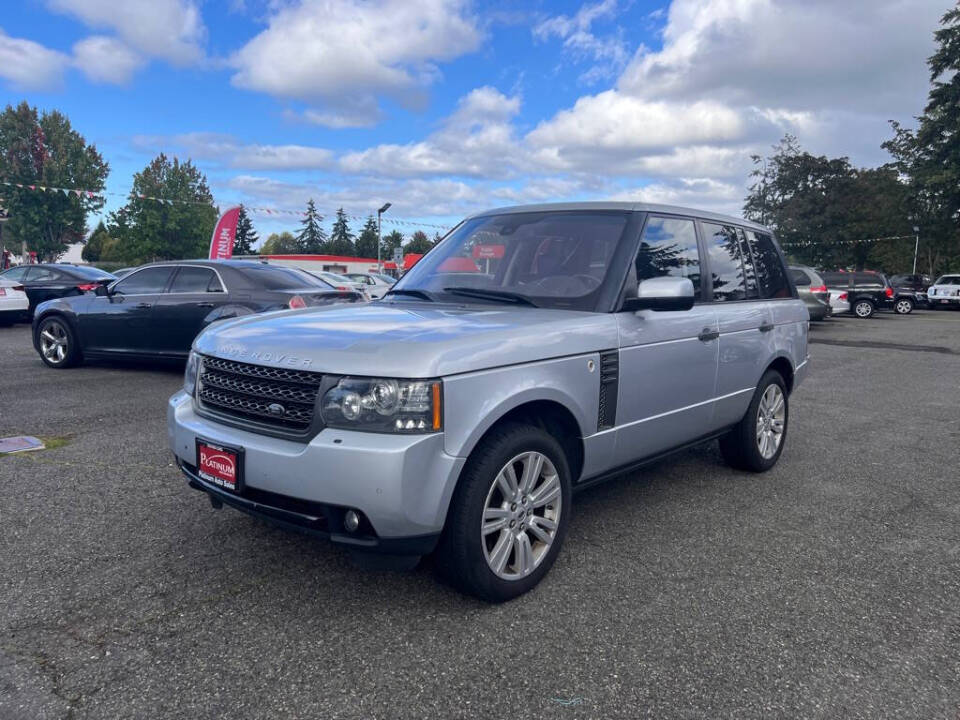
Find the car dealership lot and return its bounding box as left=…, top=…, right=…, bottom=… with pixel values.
left=1, top=314, right=959, bottom=718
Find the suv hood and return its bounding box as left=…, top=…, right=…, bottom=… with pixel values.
left=193, top=302, right=618, bottom=377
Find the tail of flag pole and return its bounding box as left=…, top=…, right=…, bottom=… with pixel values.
left=0, top=180, right=452, bottom=231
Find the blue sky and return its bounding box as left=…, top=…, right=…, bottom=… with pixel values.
left=0, top=0, right=949, bottom=245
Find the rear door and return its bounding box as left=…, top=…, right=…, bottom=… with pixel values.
left=81, top=266, right=175, bottom=353
left=151, top=266, right=229, bottom=354
left=614, top=214, right=719, bottom=465
left=703, top=223, right=773, bottom=429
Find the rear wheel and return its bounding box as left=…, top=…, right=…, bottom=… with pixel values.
left=37, top=316, right=81, bottom=368
left=436, top=422, right=571, bottom=602
left=719, top=369, right=789, bottom=472
left=894, top=298, right=914, bottom=314
left=853, top=299, right=875, bottom=318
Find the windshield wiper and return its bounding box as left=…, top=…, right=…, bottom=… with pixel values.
left=443, top=287, right=539, bottom=307
left=383, top=288, right=435, bottom=302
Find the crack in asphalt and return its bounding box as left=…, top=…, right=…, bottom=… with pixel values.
left=809, top=338, right=956, bottom=354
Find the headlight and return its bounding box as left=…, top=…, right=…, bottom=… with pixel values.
left=184, top=351, right=200, bottom=395
left=321, top=377, right=442, bottom=433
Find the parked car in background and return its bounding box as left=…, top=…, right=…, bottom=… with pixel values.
left=927, top=275, right=960, bottom=309
left=0, top=276, right=29, bottom=325
left=829, top=289, right=850, bottom=315
left=889, top=273, right=932, bottom=308
left=820, top=271, right=894, bottom=318
left=32, top=260, right=364, bottom=368
left=345, top=272, right=395, bottom=299
left=0, top=264, right=116, bottom=316
left=168, top=202, right=808, bottom=601
left=788, top=266, right=831, bottom=320
left=311, top=271, right=369, bottom=298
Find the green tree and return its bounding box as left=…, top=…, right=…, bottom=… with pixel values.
left=404, top=229, right=434, bottom=255
left=883, top=6, right=960, bottom=274
left=108, top=154, right=217, bottom=263
left=327, top=208, right=355, bottom=255
left=233, top=205, right=259, bottom=256
left=355, top=215, right=379, bottom=258
left=744, top=136, right=911, bottom=270
left=259, top=231, right=299, bottom=255
left=0, top=102, right=108, bottom=261
left=381, top=229, right=404, bottom=259
left=81, top=220, right=110, bottom=262
left=296, top=198, right=327, bottom=253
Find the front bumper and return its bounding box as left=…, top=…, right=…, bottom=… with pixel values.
left=168, top=391, right=465, bottom=553
left=929, top=295, right=960, bottom=305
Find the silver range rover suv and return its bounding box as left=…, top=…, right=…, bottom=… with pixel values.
left=169, top=203, right=809, bottom=602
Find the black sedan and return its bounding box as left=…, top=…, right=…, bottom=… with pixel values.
left=0, top=263, right=116, bottom=317
left=32, top=260, right=364, bottom=368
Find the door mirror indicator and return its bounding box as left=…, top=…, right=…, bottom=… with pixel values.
left=622, top=277, right=695, bottom=312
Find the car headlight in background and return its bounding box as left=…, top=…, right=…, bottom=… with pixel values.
left=321, top=377, right=442, bottom=433
left=184, top=350, right=200, bottom=395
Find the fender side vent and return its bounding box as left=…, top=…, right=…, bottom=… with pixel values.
left=597, top=350, right=619, bottom=431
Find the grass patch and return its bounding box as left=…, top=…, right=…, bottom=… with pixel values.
left=0, top=434, right=72, bottom=458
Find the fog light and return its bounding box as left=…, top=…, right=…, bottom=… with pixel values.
left=344, top=510, right=360, bottom=533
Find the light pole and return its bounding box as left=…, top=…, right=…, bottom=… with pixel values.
left=912, top=225, right=920, bottom=275
left=377, top=202, right=391, bottom=273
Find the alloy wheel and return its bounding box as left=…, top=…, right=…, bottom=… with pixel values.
left=39, top=321, right=69, bottom=364
left=895, top=300, right=912, bottom=314
left=855, top=302, right=873, bottom=318
left=756, top=384, right=786, bottom=460
left=481, top=451, right=561, bottom=580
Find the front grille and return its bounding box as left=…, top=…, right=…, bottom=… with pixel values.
left=197, top=356, right=324, bottom=435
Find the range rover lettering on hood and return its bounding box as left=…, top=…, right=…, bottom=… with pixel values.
left=213, top=344, right=313, bottom=368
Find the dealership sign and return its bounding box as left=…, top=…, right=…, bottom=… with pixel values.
left=208, top=206, right=242, bottom=260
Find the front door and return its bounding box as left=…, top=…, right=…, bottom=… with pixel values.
left=151, top=266, right=229, bottom=354
left=81, top=266, right=175, bottom=354
left=613, top=215, right=719, bottom=467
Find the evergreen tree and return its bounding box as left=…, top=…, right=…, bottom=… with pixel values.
left=327, top=208, right=355, bottom=255
left=81, top=221, right=110, bottom=262
left=381, top=229, right=404, bottom=259
left=296, top=198, right=327, bottom=253
left=233, top=205, right=259, bottom=256
left=355, top=215, right=379, bottom=258
left=404, top=230, right=434, bottom=255
left=883, top=6, right=960, bottom=274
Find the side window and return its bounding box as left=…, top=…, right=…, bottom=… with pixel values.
left=735, top=227, right=760, bottom=299
left=113, top=266, right=175, bottom=295
left=2, top=267, right=28, bottom=281
left=747, top=231, right=791, bottom=299
left=169, top=267, right=218, bottom=293
left=30, top=267, right=59, bottom=281
left=790, top=269, right=811, bottom=286
left=635, top=216, right=702, bottom=295
left=703, top=223, right=746, bottom=301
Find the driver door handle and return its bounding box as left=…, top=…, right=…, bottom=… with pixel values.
left=134, top=302, right=152, bottom=310
left=698, top=328, right=719, bottom=342
left=758, top=323, right=775, bottom=333
left=195, top=302, right=215, bottom=308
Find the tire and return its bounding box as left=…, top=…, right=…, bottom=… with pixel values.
left=435, top=421, right=572, bottom=602
left=853, top=299, right=875, bottom=318
left=719, top=369, right=789, bottom=473
left=894, top=298, right=914, bottom=314
left=36, top=315, right=82, bottom=368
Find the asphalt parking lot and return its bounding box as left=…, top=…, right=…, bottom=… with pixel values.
left=2, top=310, right=959, bottom=719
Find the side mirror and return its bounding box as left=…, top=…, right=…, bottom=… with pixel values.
left=94, top=284, right=111, bottom=297
left=622, top=276, right=695, bottom=312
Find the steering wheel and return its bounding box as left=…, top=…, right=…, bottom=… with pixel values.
left=533, top=274, right=601, bottom=294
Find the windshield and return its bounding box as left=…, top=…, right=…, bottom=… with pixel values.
left=392, top=211, right=629, bottom=310
left=935, top=276, right=960, bottom=285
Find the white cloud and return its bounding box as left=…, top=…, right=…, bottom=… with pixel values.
left=46, top=0, right=205, bottom=65
left=340, top=86, right=522, bottom=178
left=611, top=178, right=744, bottom=214
left=533, top=0, right=628, bottom=83
left=133, top=133, right=335, bottom=171
left=230, top=0, right=481, bottom=124
left=0, top=28, right=69, bottom=90
left=72, top=36, right=144, bottom=85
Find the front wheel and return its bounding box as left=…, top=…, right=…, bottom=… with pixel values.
left=36, top=316, right=82, bottom=368
left=894, top=298, right=914, bottom=314
left=436, top=422, right=571, bottom=602
left=853, top=299, right=875, bottom=318
left=719, top=370, right=789, bottom=472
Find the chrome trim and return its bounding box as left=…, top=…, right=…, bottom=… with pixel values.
left=593, top=387, right=755, bottom=436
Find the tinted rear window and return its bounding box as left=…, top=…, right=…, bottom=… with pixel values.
left=820, top=272, right=849, bottom=287
left=853, top=272, right=884, bottom=287
left=747, top=231, right=791, bottom=298
left=239, top=266, right=326, bottom=290
left=69, top=266, right=115, bottom=280
left=790, top=268, right=811, bottom=286
left=936, top=276, right=960, bottom=285
left=702, top=223, right=747, bottom=301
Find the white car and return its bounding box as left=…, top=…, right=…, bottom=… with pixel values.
left=927, top=274, right=960, bottom=309
left=313, top=271, right=370, bottom=298
left=345, top=272, right=395, bottom=299
left=0, top=276, right=28, bottom=325
left=829, top=289, right=850, bottom=315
